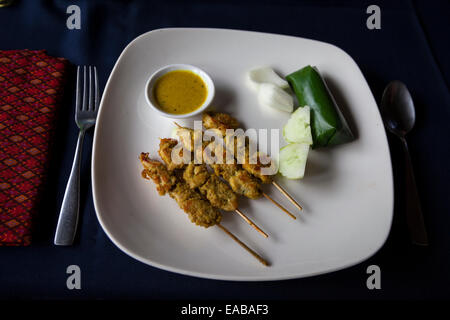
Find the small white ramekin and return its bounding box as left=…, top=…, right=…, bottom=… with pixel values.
left=144, top=64, right=215, bottom=119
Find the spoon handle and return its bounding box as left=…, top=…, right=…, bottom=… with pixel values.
left=401, top=137, right=429, bottom=246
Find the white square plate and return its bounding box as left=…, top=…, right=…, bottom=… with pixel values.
left=92, top=28, right=393, bottom=281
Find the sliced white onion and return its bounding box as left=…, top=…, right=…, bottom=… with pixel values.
left=246, top=66, right=290, bottom=92
left=257, top=83, right=294, bottom=113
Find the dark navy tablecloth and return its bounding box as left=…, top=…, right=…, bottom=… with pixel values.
left=0, top=0, right=449, bottom=300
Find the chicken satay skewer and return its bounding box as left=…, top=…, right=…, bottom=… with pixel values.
left=158, top=139, right=268, bottom=238
left=173, top=123, right=296, bottom=220
left=202, top=112, right=303, bottom=212
left=139, top=154, right=269, bottom=266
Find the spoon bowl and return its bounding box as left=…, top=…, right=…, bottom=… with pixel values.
left=380, top=81, right=416, bottom=137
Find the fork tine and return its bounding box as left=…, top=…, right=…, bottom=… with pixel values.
left=88, top=66, right=93, bottom=110
left=82, top=66, right=88, bottom=111
left=75, top=66, right=81, bottom=111
left=94, top=66, right=99, bottom=111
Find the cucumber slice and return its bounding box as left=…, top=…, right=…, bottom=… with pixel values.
left=278, top=143, right=310, bottom=179
left=283, top=106, right=313, bottom=145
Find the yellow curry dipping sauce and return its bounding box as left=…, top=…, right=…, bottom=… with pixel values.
left=153, top=70, right=208, bottom=115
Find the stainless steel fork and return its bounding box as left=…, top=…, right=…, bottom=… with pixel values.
left=54, top=66, right=99, bottom=245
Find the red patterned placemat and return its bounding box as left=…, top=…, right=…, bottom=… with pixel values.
left=0, top=50, right=70, bottom=246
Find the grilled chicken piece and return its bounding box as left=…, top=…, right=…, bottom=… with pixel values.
left=158, top=138, right=188, bottom=171
left=140, top=153, right=177, bottom=195
left=173, top=127, right=263, bottom=200
left=140, top=155, right=221, bottom=228
left=211, top=163, right=262, bottom=200
left=174, top=126, right=196, bottom=152
left=203, top=112, right=240, bottom=136
left=183, top=162, right=239, bottom=211
left=225, top=136, right=274, bottom=184
left=183, top=163, right=209, bottom=189
left=160, top=139, right=242, bottom=210
left=199, top=175, right=238, bottom=211
left=169, top=183, right=222, bottom=227
left=241, top=151, right=274, bottom=184
left=203, top=112, right=275, bottom=184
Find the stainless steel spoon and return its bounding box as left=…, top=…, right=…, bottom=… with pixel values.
left=381, top=81, right=428, bottom=246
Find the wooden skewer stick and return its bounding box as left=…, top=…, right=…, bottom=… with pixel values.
left=234, top=209, right=268, bottom=238
left=272, top=181, right=303, bottom=211
left=263, top=193, right=297, bottom=220
left=217, top=223, right=269, bottom=266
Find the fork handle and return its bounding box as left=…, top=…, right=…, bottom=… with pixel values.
left=54, top=130, right=85, bottom=245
